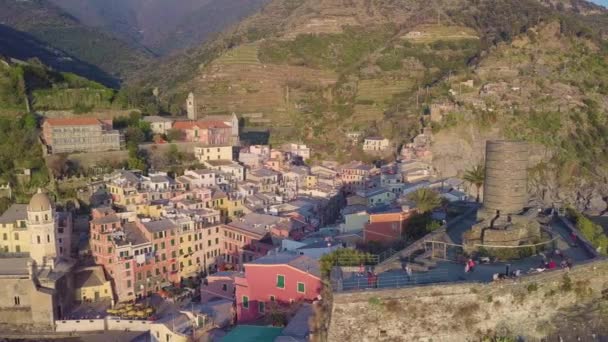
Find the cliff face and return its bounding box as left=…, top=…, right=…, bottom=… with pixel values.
left=328, top=260, right=608, bottom=341
left=429, top=20, right=608, bottom=214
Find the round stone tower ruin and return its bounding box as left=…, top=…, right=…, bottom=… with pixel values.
left=463, top=140, right=543, bottom=254
left=481, top=140, right=528, bottom=219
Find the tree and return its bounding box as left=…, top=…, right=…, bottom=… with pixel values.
left=408, top=188, right=442, bottom=213
left=125, top=126, right=145, bottom=148
left=463, top=164, right=485, bottom=202
left=166, top=129, right=183, bottom=142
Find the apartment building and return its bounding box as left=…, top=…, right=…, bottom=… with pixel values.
left=42, top=117, right=124, bottom=154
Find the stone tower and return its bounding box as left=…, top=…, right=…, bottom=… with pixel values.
left=187, top=92, right=197, bottom=120
left=27, top=189, right=58, bottom=268
left=481, top=140, right=528, bottom=217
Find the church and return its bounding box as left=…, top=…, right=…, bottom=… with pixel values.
left=0, top=189, right=76, bottom=331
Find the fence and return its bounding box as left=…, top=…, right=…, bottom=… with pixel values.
left=55, top=317, right=152, bottom=333
left=334, top=269, right=451, bottom=292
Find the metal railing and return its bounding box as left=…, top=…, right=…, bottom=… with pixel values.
left=333, top=269, right=452, bottom=292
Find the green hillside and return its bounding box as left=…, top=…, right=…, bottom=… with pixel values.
left=0, top=0, right=152, bottom=86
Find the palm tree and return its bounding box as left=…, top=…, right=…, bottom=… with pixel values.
left=464, top=164, right=485, bottom=203
left=408, top=188, right=442, bottom=213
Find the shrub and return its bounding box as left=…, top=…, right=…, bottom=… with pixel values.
left=527, top=283, right=538, bottom=293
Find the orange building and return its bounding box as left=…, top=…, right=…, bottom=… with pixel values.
left=363, top=209, right=414, bottom=244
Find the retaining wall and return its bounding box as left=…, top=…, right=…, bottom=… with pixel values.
left=329, top=259, right=608, bottom=341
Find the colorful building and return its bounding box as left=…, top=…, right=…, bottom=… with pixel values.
left=235, top=254, right=322, bottom=322
left=172, top=120, right=232, bottom=145
left=364, top=209, right=414, bottom=244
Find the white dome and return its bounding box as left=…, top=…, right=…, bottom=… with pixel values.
left=28, top=188, right=53, bottom=212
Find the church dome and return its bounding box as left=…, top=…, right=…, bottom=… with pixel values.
left=28, top=188, right=53, bottom=212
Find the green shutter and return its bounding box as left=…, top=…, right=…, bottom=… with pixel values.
left=297, top=282, right=305, bottom=293
left=277, top=275, right=285, bottom=288
left=243, top=296, right=249, bottom=308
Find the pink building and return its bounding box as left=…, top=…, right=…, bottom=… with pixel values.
left=172, top=120, right=231, bottom=145
left=235, top=254, right=322, bottom=323
left=200, top=271, right=240, bottom=303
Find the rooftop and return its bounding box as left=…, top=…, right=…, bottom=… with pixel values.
left=173, top=120, right=230, bottom=130
left=74, top=269, right=106, bottom=288
left=221, top=325, right=283, bottom=342
left=0, top=204, right=28, bottom=224
left=44, top=117, right=105, bottom=126
left=247, top=253, right=321, bottom=278
left=228, top=213, right=282, bottom=236
left=143, top=115, right=172, bottom=123
left=141, top=219, right=177, bottom=233
left=121, top=222, right=149, bottom=245
left=0, top=257, right=29, bottom=276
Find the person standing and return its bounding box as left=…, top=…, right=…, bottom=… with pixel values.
left=405, top=264, right=413, bottom=282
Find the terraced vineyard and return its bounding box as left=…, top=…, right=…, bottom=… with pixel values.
left=356, top=79, right=414, bottom=103
left=191, top=42, right=337, bottom=126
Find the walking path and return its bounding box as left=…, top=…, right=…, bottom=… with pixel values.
left=339, top=216, right=596, bottom=291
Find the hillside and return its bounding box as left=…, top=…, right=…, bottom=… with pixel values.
left=46, top=0, right=270, bottom=55
left=130, top=0, right=608, bottom=211
left=0, top=0, right=152, bottom=86
left=0, top=57, right=141, bottom=116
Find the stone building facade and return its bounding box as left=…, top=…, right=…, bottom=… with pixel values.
left=42, top=117, right=124, bottom=154
left=0, top=189, right=75, bottom=331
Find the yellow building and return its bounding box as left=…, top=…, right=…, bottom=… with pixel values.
left=217, top=198, right=245, bottom=221
left=194, top=145, right=233, bottom=162
left=305, top=175, right=318, bottom=189
left=107, top=183, right=141, bottom=208
left=135, top=202, right=166, bottom=219
left=0, top=204, right=30, bottom=253
left=206, top=189, right=245, bottom=221
left=176, top=218, right=199, bottom=277
left=73, top=266, right=113, bottom=302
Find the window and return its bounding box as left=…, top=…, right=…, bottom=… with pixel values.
left=297, top=282, right=305, bottom=293
left=14, top=296, right=20, bottom=306
left=125, top=263, right=130, bottom=269
left=127, top=280, right=132, bottom=288
left=242, top=296, right=249, bottom=309
left=270, top=295, right=275, bottom=302
left=37, top=235, right=41, bottom=244
left=14, top=233, right=18, bottom=240
left=276, top=275, right=285, bottom=289
left=258, top=301, right=265, bottom=313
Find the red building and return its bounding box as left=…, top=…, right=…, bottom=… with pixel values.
left=364, top=209, right=413, bottom=244
left=172, top=120, right=231, bottom=145
left=235, top=254, right=322, bottom=323
left=220, top=220, right=275, bottom=270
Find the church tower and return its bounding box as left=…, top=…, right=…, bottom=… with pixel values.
left=187, top=92, right=197, bottom=120
left=27, top=189, right=58, bottom=268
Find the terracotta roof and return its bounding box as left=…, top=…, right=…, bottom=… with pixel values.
left=44, top=117, right=103, bottom=126
left=172, top=120, right=231, bottom=130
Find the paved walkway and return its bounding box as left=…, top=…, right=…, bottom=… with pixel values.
left=340, top=217, right=596, bottom=291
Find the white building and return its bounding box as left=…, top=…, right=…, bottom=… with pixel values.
left=363, top=137, right=390, bottom=152
left=194, top=145, right=233, bottom=162
left=143, top=116, right=173, bottom=135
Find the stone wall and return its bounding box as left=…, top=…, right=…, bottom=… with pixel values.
left=328, top=259, right=608, bottom=341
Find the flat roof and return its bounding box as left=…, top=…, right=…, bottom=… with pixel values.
left=221, top=325, right=283, bottom=342
left=0, top=257, right=29, bottom=276
left=141, top=219, right=176, bottom=233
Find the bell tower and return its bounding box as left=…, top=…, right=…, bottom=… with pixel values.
left=187, top=92, right=197, bottom=120
left=27, top=189, right=58, bottom=268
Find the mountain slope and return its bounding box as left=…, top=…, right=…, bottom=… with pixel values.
left=0, top=0, right=152, bottom=85
left=0, top=24, right=117, bottom=87
left=131, top=0, right=608, bottom=210
left=47, top=0, right=270, bottom=55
